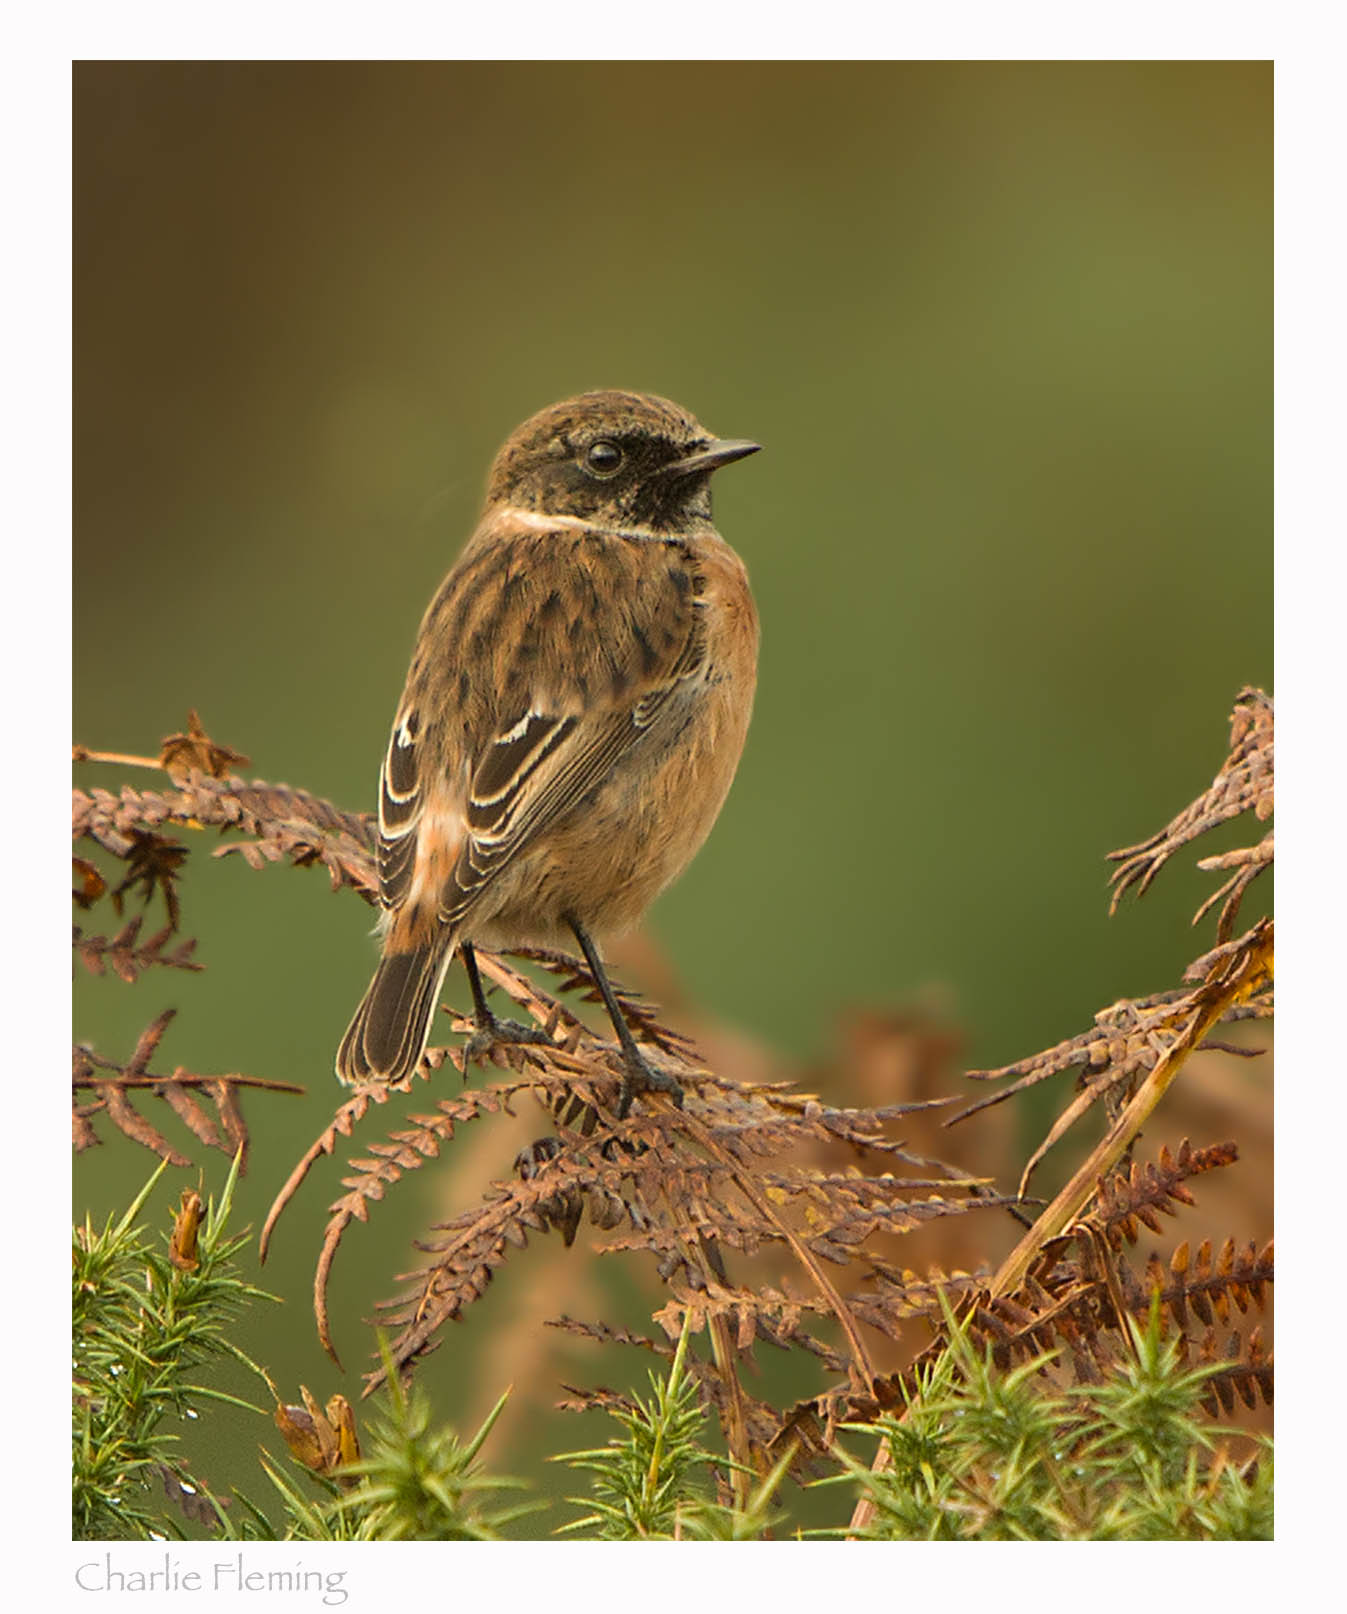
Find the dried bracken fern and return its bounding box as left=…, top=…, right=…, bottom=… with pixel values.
left=840, top=688, right=1273, bottom=1531
left=72, top=714, right=322, bottom=1169
left=75, top=708, right=377, bottom=904
left=1084, top=1138, right=1240, bottom=1246
left=74, top=694, right=1272, bottom=1505
left=73, top=917, right=202, bottom=984
left=290, top=1032, right=1000, bottom=1390
left=73, top=1008, right=303, bottom=1167
left=965, top=1221, right=1274, bottom=1417
left=955, top=919, right=1271, bottom=1206
left=951, top=687, right=1274, bottom=1222
left=73, top=775, right=378, bottom=903
left=950, top=985, right=1270, bottom=1134
left=1135, top=1235, right=1273, bottom=1334
left=248, top=919, right=1003, bottom=1461
left=1108, top=685, right=1273, bottom=938
left=775, top=1132, right=1273, bottom=1483
left=245, top=922, right=1019, bottom=1497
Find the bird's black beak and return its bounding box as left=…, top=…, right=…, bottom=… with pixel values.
left=660, top=438, right=762, bottom=480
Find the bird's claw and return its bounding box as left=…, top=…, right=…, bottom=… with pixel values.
left=616, top=1052, right=684, bottom=1119
left=464, top=1015, right=557, bottom=1062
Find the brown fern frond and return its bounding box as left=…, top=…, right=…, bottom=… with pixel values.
left=964, top=1281, right=1106, bottom=1375
left=258, top=1066, right=446, bottom=1262
left=210, top=778, right=377, bottom=897
left=73, top=1009, right=302, bottom=1167
left=310, top=1070, right=593, bottom=1362
left=787, top=1144, right=1272, bottom=1457
left=1167, top=1323, right=1277, bottom=1413
left=273, top=940, right=970, bottom=1380
left=657, top=1111, right=897, bottom=1396
left=709, top=1096, right=962, bottom=1165
left=259, top=912, right=999, bottom=1392
left=953, top=919, right=1271, bottom=1206
left=655, top=1272, right=989, bottom=1358
left=1139, top=1237, right=1274, bottom=1332
left=1108, top=685, right=1273, bottom=927
left=361, top=1167, right=591, bottom=1376
left=764, top=1364, right=920, bottom=1463
left=72, top=776, right=378, bottom=905
left=987, top=919, right=1271, bottom=1295
left=327, top=1056, right=1001, bottom=1395
left=955, top=983, right=1267, bottom=1128
left=554, top=1383, right=642, bottom=1418
left=73, top=917, right=202, bottom=983
left=864, top=1263, right=987, bottom=1324
left=1085, top=1139, right=1240, bottom=1247
left=1193, top=832, right=1274, bottom=942
left=583, top=1180, right=1000, bottom=1274
left=108, top=830, right=190, bottom=930
left=968, top=1228, right=1273, bottom=1406
left=766, top=1224, right=1274, bottom=1466
left=1181, top=934, right=1275, bottom=992
left=548, top=1315, right=677, bottom=1360
left=1184, top=1325, right=1274, bottom=1415
left=74, top=707, right=1272, bottom=1479
left=457, top=947, right=959, bottom=1157
left=920, top=1234, right=1273, bottom=1412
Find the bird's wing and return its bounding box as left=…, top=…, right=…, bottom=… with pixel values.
left=375, top=525, right=706, bottom=931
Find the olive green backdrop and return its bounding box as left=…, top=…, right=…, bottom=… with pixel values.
left=73, top=60, right=1271, bottom=1530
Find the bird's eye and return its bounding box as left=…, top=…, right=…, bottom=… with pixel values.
left=584, top=440, right=624, bottom=477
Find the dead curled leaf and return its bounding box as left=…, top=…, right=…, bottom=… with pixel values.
left=158, top=709, right=251, bottom=782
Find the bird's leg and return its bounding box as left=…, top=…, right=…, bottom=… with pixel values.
left=567, top=918, right=684, bottom=1118
left=460, top=941, right=556, bottom=1057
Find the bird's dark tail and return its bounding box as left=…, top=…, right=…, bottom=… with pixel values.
left=335, top=938, right=457, bottom=1084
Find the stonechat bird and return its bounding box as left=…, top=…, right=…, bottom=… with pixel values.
left=336, top=390, right=760, bottom=1115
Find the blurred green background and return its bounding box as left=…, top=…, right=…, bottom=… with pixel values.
left=73, top=60, right=1271, bottom=1532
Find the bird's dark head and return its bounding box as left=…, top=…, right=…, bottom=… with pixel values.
left=484, top=390, right=760, bottom=533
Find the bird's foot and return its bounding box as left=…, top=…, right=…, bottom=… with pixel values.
left=616, top=1049, right=684, bottom=1119
left=464, top=1012, right=557, bottom=1063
